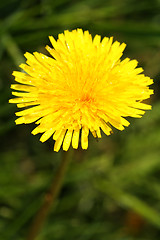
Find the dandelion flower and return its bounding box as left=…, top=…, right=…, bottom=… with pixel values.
left=9, top=29, right=153, bottom=152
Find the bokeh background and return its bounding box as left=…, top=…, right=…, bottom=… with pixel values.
left=1, top=0, right=160, bottom=239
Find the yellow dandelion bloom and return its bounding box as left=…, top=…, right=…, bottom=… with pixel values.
left=9, top=29, right=153, bottom=152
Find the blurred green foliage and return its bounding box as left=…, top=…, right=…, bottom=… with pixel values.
left=0, top=0, right=160, bottom=239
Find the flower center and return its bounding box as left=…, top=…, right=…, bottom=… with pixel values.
left=80, top=94, right=91, bottom=103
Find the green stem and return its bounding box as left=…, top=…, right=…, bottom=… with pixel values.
left=26, top=150, right=72, bottom=240
left=1, top=31, right=25, bottom=67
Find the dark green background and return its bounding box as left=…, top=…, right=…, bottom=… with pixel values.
left=0, top=0, right=160, bottom=239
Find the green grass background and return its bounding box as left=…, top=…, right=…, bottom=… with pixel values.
left=0, top=0, right=160, bottom=239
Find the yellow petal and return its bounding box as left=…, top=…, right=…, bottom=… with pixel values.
left=100, top=120, right=112, bottom=136
left=11, top=84, right=36, bottom=92
left=63, top=129, right=73, bottom=151
left=40, top=128, right=55, bottom=142
left=72, top=128, right=80, bottom=149
left=32, top=125, right=45, bottom=135
left=81, top=127, right=89, bottom=150
left=54, top=129, right=66, bottom=152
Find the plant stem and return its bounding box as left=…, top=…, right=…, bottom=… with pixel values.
left=1, top=31, right=25, bottom=67
left=26, top=150, right=72, bottom=240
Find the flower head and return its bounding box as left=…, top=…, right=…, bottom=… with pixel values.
left=9, top=29, right=153, bottom=152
